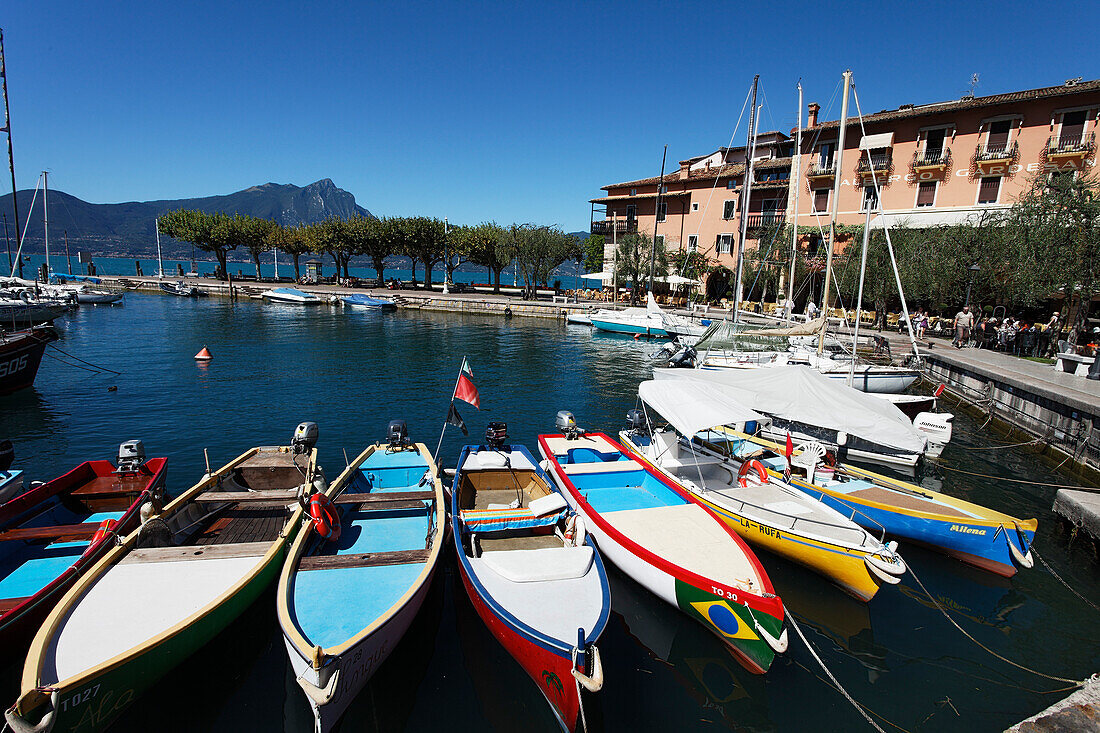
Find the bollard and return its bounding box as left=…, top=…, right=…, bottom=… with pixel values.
left=1088, top=355, right=1100, bottom=381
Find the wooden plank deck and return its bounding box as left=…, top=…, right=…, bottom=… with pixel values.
left=335, top=490, right=435, bottom=505
left=299, top=548, right=431, bottom=571
left=194, top=506, right=290, bottom=546
left=0, top=522, right=100, bottom=543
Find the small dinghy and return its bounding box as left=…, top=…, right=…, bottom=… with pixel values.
left=340, top=293, right=396, bottom=311
left=0, top=440, right=23, bottom=505
left=263, top=287, right=323, bottom=305
left=74, top=290, right=123, bottom=305
left=159, top=281, right=199, bottom=297
left=278, top=421, right=445, bottom=733
left=454, top=425, right=610, bottom=732
left=0, top=441, right=167, bottom=651
left=538, top=415, right=786, bottom=675
left=7, top=423, right=322, bottom=733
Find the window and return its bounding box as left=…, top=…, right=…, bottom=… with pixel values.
left=1060, top=110, right=1087, bottom=144
left=924, top=128, right=947, bottom=154
left=977, top=176, right=1001, bottom=204
left=986, top=120, right=1011, bottom=152
left=761, top=198, right=780, bottom=224
left=812, top=187, right=829, bottom=213
left=727, top=179, right=737, bottom=190
left=1048, top=170, right=1075, bottom=189
left=630, top=188, right=637, bottom=196
left=687, top=235, right=698, bottom=252
left=691, top=202, right=699, bottom=212
left=626, top=204, right=636, bottom=222
left=807, top=234, right=822, bottom=257
left=723, top=200, right=737, bottom=220
left=660, top=184, right=668, bottom=194
left=817, top=142, right=835, bottom=167
left=716, top=234, right=734, bottom=254
left=916, top=181, right=936, bottom=207
left=656, top=202, right=667, bottom=223
left=861, top=185, right=879, bottom=212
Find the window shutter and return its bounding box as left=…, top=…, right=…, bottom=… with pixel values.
left=978, top=177, right=1001, bottom=204
left=987, top=120, right=1011, bottom=151
left=814, top=188, right=829, bottom=212
left=1061, top=111, right=1086, bottom=144
left=916, top=181, right=936, bottom=207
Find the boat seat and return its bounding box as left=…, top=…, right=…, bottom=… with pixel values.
left=479, top=546, right=593, bottom=583
left=659, top=454, right=724, bottom=471
left=561, top=460, right=643, bottom=475
left=335, top=490, right=435, bottom=505
left=0, top=596, right=29, bottom=614
left=0, top=523, right=101, bottom=543
left=298, top=548, right=431, bottom=571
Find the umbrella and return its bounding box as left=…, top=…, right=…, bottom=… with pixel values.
left=661, top=274, right=700, bottom=285
left=580, top=271, right=615, bottom=282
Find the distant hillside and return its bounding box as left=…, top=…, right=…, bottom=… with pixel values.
left=0, top=179, right=372, bottom=258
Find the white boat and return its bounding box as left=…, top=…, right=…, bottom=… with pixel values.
left=263, top=287, right=323, bottom=305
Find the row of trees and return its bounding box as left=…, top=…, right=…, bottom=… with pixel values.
left=157, top=212, right=584, bottom=297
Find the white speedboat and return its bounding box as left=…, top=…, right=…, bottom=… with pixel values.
left=263, top=287, right=323, bottom=305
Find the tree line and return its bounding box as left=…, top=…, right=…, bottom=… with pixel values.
left=157, top=212, right=584, bottom=297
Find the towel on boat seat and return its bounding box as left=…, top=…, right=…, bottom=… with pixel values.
left=479, top=546, right=594, bottom=583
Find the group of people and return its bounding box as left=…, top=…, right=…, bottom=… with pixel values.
left=953, top=306, right=1061, bottom=355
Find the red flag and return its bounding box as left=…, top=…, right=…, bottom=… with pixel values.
left=785, top=433, right=794, bottom=460
left=454, top=372, right=480, bottom=409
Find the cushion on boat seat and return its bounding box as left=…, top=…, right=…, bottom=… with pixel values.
left=528, top=492, right=567, bottom=516
left=479, top=546, right=593, bottom=583
left=461, top=507, right=566, bottom=533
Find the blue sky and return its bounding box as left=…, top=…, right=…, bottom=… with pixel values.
left=2, top=0, right=1094, bottom=233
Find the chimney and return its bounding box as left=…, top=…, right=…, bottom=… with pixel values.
left=807, top=102, right=820, bottom=128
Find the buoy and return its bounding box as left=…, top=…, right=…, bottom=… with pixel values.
left=194, top=346, right=213, bottom=361
left=633, top=333, right=641, bottom=340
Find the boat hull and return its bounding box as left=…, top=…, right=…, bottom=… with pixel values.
left=75, top=293, right=123, bottom=305
left=0, top=326, right=58, bottom=395
left=590, top=319, right=669, bottom=337
left=821, top=369, right=919, bottom=394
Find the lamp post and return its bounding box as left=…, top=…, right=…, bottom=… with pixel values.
left=442, top=217, right=450, bottom=294
left=964, top=263, right=980, bottom=308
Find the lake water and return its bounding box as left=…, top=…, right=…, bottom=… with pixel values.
left=2, top=292, right=1098, bottom=732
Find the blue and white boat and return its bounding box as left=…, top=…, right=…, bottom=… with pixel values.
left=340, top=293, right=397, bottom=311
left=277, top=422, right=445, bottom=733
left=263, top=287, right=323, bottom=305
left=590, top=293, right=670, bottom=337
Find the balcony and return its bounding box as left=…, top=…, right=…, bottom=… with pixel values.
left=591, top=219, right=638, bottom=237
left=1046, top=132, right=1095, bottom=159
left=975, top=140, right=1018, bottom=164
left=752, top=176, right=791, bottom=189
left=744, top=213, right=786, bottom=230
left=912, top=147, right=952, bottom=170
left=855, top=152, right=893, bottom=179
left=806, top=158, right=836, bottom=181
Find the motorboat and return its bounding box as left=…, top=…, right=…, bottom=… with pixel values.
left=263, top=287, right=323, bottom=305
left=590, top=294, right=670, bottom=337
left=0, top=325, right=59, bottom=395
left=160, top=281, right=200, bottom=297
left=340, top=293, right=396, bottom=310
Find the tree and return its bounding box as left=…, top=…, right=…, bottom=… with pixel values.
left=158, top=210, right=236, bottom=280
left=236, top=215, right=277, bottom=281
left=281, top=225, right=313, bottom=282
left=346, top=215, right=388, bottom=283
left=512, top=225, right=579, bottom=299
left=584, top=234, right=605, bottom=273
left=614, top=233, right=668, bottom=304
left=403, top=217, right=447, bottom=288
left=309, top=218, right=356, bottom=281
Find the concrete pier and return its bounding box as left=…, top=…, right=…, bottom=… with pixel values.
left=1006, top=674, right=1100, bottom=732
left=1052, top=489, right=1100, bottom=542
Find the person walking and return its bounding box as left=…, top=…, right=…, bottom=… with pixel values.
left=953, top=305, right=974, bottom=348
left=1043, top=311, right=1061, bottom=356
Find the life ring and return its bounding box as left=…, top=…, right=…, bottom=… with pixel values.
left=737, top=459, right=768, bottom=487
left=309, top=493, right=342, bottom=541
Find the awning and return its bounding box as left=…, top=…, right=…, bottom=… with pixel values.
left=859, top=132, right=894, bottom=150
left=580, top=270, right=615, bottom=282
left=868, top=208, right=993, bottom=230
left=653, top=366, right=927, bottom=454
left=657, top=274, right=700, bottom=285
left=638, top=380, right=764, bottom=439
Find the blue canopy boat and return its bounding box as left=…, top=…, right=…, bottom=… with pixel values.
left=340, top=293, right=397, bottom=311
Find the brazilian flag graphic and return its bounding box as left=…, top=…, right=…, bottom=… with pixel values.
left=675, top=580, right=777, bottom=673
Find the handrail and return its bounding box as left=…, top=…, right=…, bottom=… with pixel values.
left=1046, top=131, right=1095, bottom=154
left=975, top=139, right=1018, bottom=161
left=911, top=147, right=952, bottom=167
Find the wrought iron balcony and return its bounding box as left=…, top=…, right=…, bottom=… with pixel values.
left=806, top=158, right=836, bottom=179
left=590, top=219, right=638, bottom=237
left=975, top=140, right=1018, bottom=163
left=856, top=152, right=893, bottom=175
left=744, top=213, right=786, bottom=230
left=912, top=147, right=952, bottom=168
left=1046, top=131, right=1095, bottom=157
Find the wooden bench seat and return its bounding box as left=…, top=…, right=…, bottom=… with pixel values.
left=299, top=548, right=431, bottom=571
left=335, top=490, right=435, bottom=505
left=71, top=475, right=151, bottom=498
left=0, top=522, right=101, bottom=543
left=197, top=490, right=299, bottom=505
left=0, top=596, right=31, bottom=614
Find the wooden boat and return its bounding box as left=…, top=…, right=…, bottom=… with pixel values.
left=278, top=429, right=445, bottom=733
left=340, top=293, right=396, bottom=311
left=718, top=430, right=1037, bottom=577
left=453, top=437, right=610, bottom=732
left=7, top=430, right=320, bottom=733
left=0, top=440, right=23, bottom=505
left=0, top=325, right=59, bottom=395
left=620, top=380, right=907, bottom=602
left=538, top=425, right=787, bottom=675
left=263, top=287, right=323, bottom=305
left=0, top=443, right=167, bottom=652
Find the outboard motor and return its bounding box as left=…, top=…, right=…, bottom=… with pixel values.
left=292, top=422, right=320, bottom=455
left=556, top=411, right=581, bottom=440
left=626, top=409, right=649, bottom=435
left=116, top=440, right=146, bottom=474
left=0, top=440, right=13, bottom=472
left=387, top=420, right=410, bottom=449
left=667, top=345, right=697, bottom=368
left=485, top=422, right=508, bottom=450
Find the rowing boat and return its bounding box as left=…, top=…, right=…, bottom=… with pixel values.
left=0, top=443, right=166, bottom=652
left=537, top=424, right=786, bottom=675
left=7, top=429, right=320, bottom=733
left=453, top=437, right=609, bottom=731
left=278, top=430, right=444, bottom=733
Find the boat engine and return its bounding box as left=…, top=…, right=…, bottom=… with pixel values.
left=913, top=412, right=953, bottom=458
left=556, top=410, right=581, bottom=439
left=292, top=422, right=319, bottom=455
left=0, top=440, right=13, bottom=472
left=666, top=345, right=697, bottom=368
left=626, top=409, right=649, bottom=435
left=116, top=440, right=146, bottom=474
left=485, top=422, right=508, bottom=450
left=387, top=419, right=410, bottom=449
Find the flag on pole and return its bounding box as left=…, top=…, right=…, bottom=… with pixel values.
left=783, top=433, right=794, bottom=482
left=446, top=403, right=468, bottom=435
left=461, top=357, right=474, bottom=377
left=454, top=359, right=480, bottom=409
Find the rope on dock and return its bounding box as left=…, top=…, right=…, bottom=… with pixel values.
left=905, top=563, right=1085, bottom=687
left=784, top=605, right=886, bottom=733
left=1031, top=545, right=1100, bottom=613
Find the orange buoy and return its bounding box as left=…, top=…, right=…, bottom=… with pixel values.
left=194, top=346, right=213, bottom=361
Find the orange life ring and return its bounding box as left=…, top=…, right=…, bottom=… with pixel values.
left=309, top=493, right=342, bottom=542
left=738, top=459, right=769, bottom=487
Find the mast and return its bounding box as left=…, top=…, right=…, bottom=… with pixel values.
left=0, top=29, right=20, bottom=278
left=817, top=69, right=851, bottom=354
left=42, top=170, right=49, bottom=281
left=64, top=229, right=72, bottom=275
left=788, top=81, right=803, bottom=322
left=649, top=145, right=667, bottom=291
left=155, top=218, right=164, bottom=278
left=849, top=206, right=871, bottom=386
left=733, top=74, right=759, bottom=325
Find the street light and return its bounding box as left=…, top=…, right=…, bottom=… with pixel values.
left=964, top=263, right=980, bottom=308
left=442, top=217, right=451, bottom=294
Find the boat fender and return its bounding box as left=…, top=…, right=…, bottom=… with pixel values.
left=297, top=663, right=341, bottom=706
left=737, top=459, right=768, bottom=488
left=864, top=552, right=906, bottom=584
left=18, top=290, right=31, bottom=303
left=1004, top=525, right=1034, bottom=568
left=309, top=493, right=342, bottom=542
left=571, top=644, right=604, bottom=693
left=139, top=501, right=156, bottom=525
left=136, top=517, right=172, bottom=548
left=564, top=514, right=576, bottom=544
left=539, top=459, right=551, bottom=472
left=4, top=689, right=59, bottom=733
left=573, top=515, right=586, bottom=547
left=755, top=622, right=789, bottom=654
left=83, top=519, right=117, bottom=554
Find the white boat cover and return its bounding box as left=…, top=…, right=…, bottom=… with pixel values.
left=653, top=366, right=927, bottom=454
left=638, top=380, right=764, bottom=439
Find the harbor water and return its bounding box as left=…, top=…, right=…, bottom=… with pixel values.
left=2, top=293, right=1098, bottom=732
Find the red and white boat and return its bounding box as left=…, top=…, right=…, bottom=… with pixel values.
left=0, top=325, right=58, bottom=395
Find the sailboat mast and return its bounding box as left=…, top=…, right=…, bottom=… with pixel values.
left=649, top=144, right=667, bottom=291
left=788, top=81, right=803, bottom=322
left=817, top=69, right=851, bottom=354
left=0, top=29, right=20, bottom=279
left=155, top=218, right=164, bottom=278
left=42, top=169, right=49, bottom=281
left=733, top=74, right=759, bottom=325
left=849, top=206, right=872, bottom=386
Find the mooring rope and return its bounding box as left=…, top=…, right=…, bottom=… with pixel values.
left=905, top=563, right=1084, bottom=687
left=45, top=343, right=122, bottom=375
left=789, top=658, right=912, bottom=732
left=1031, top=545, right=1100, bottom=613
left=932, top=463, right=1100, bottom=492
left=784, top=605, right=886, bottom=733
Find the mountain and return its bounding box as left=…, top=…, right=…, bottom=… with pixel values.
left=0, top=179, right=371, bottom=258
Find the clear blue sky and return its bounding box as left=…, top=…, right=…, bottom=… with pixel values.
left=3, top=0, right=1095, bottom=233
